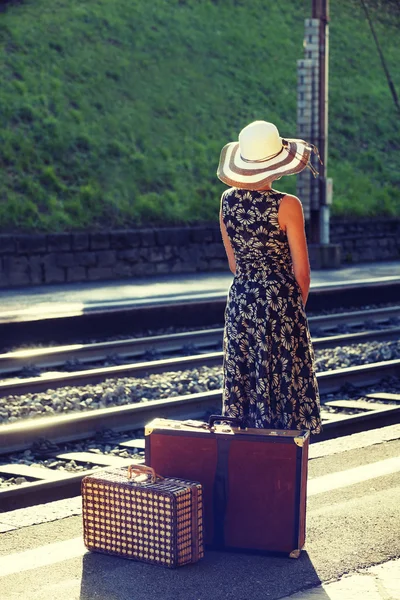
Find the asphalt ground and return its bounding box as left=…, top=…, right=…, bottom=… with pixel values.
left=0, top=425, right=399, bottom=600
left=1, top=260, right=400, bottom=319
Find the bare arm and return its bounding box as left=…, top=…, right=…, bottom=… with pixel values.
left=278, top=194, right=311, bottom=305
left=219, top=195, right=236, bottom=275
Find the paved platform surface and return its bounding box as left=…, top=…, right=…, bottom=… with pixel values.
left=1, top=260, right=399, bottom=320
left=1, top=424, right=399, bottom=599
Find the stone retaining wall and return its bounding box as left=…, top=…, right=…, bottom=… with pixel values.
left=0, top=227, right=227, bottom=288
left=0, top=218, right=399, bottom=288
left=329, top=218, right=400, bottom=264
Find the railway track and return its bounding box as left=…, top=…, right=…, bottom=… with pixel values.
left=2, top=365, right=400, bottom=453
left=1, top=307, right=399, bottom=396
left=0, top=338, right=399, bottom=398
left=2, top=278, right=400, bottom=352
left=0, top=385, right=399, bottom=512
left=1, top=286, right=399, bottom=512
left=2, top=358, right=400, bottom=453
left=2, top=304, right=400, bottom=374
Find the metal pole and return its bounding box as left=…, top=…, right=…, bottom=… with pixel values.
left=311, top=0, right=329, bottom=244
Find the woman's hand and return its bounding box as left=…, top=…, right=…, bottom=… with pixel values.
left=278, top=194, right=310, bottom=306
left=220, top=194, right=236, bottom=275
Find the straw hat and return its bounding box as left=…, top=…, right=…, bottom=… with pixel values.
left=217, top=120, right=322, bottom=190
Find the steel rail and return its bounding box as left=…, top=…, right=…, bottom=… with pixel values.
left=0, top=390, right=222, bottom=455
left=0, top=328, right=224, bottom=375
left=1, top=324, right=399, bottom=396
left=311, top=326, right=400, bottom=349
left=1, top=302, right=399, bottom=375
left=309, top=305, right=400, bottom=331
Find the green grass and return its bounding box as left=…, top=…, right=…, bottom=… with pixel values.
left=0, top=0, right=399, bottom=232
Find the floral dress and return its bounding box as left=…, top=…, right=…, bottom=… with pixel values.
left=221, top=187, right=322, bottom=435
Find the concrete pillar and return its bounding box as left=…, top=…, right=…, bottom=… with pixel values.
left=296, top=58, right=313, bottom=221
left=296, top=17, right=340, bottom=268
left=304, top=18, right=321, bottom=213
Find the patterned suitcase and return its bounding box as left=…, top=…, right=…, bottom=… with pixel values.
left=145, top=415, right=309, bottom=558
left=82, top=464, right=204, bottom=568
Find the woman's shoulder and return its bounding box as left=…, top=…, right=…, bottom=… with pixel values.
left=278, top=193, right=305, bottom=227
left=278, top=193, right=303, bottom=210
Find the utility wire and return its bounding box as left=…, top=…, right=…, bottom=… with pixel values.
left=359, top=0, right=400, bottom=115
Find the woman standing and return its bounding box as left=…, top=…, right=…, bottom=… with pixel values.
left=218, top=120, right=322, bottom=435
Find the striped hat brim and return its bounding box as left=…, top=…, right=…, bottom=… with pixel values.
left=217, top=138, right=312, bottom=190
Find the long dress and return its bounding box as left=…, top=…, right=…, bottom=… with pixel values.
left=221, top=187, right=322, bottom=435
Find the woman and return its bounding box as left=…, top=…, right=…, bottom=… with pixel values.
left=217, top=120, right=322, bottom=435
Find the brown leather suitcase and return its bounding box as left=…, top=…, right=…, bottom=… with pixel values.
left=82, top=464, right=204, bottom=568
left=145, top=416, right=309, bottom=558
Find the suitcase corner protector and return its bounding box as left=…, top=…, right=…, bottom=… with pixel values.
left=294, top=431, right=310, bottom=447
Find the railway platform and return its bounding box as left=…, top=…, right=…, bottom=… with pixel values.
left=1, top=260, right=399, bottom=598
left=1, top=424, right=399, bottom=600
left=1, top=259, right=399, bottom=321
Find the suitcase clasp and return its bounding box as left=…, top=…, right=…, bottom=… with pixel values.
left=221, top=426, right=232, bottom=433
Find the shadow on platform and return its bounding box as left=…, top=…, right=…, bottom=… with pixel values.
left=80, top=548, right=329, bottom=600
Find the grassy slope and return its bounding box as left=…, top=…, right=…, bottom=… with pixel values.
left=0, top=0, right=399, bottom=232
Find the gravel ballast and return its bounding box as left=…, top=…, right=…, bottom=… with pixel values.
left=0, top=340, right=399, bottom=426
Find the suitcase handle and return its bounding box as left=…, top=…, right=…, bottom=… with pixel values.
left=208, top=414, right=246, bottom=430
left=127, top=464, right=164, bottom=483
